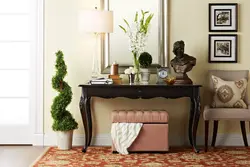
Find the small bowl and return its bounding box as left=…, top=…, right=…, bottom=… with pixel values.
left=165, top=76, right=176, bottom=85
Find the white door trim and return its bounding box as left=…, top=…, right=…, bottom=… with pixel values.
left=32, top=0, right=44, bottom=146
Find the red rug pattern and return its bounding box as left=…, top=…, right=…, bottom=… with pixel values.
left=32, top=146, right=250, bottom=167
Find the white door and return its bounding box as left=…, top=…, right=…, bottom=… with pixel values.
left=0, top=0, right=40, bottom=144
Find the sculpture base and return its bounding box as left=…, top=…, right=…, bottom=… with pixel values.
left=174, top=74, right=193, bottom=85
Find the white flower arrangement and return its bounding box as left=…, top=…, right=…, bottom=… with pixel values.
left=119, top=10, right=154, bottom=82
left=126, top=23, right=148, bottom=54
left=119, top=10, right=154, bottom=55
left=124, top=67, right=137, bottom=75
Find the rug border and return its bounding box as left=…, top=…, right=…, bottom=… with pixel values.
left=29, top=147, right=51, bottom=167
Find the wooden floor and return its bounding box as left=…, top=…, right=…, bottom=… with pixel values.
left=0, top=146, right=46, bottom=167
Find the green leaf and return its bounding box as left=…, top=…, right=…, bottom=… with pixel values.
left=140, top=10, right=145, bottom=32
left=123, top=19, right=130, bottom=28
left=145, top=14, right=154, bottom=25
left=134, top=11, right=138, bottom=23
left=141, top=9, right=144, bottom=15
left=144, top=14, right=154, bottom=33
left=119, top=25, right=127, bottom=33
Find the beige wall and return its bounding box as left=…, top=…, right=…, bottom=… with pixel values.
left=45, top=0, right=250, bottom=143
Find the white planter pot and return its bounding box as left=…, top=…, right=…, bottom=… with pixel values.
left=140, top=68, right=149, bottom=73
left=57, top=130, right=73, bottom=150
left=140, top=68, right=150, bottom=84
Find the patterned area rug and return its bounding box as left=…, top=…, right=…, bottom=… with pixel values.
left=32, top=146, right=250, bottom=167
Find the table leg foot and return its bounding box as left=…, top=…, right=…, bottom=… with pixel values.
left=194, top=148, right=200, bottom=153
left=82, top=147, right=87, bottom=153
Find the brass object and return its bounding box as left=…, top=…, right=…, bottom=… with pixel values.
left=165, top=76, right=176, bottom=85
left=108, top=74, right=122, bottom=85
left=170, top=41, right=196, bottom=84
left=110, top=62, right=118, bottom=75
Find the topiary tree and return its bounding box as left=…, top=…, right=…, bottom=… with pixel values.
left=51, top=50, right=78, bottom=131
left=139, top=52, right=152, bottom=68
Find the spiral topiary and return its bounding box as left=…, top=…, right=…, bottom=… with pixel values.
left=51, top=50, right=78, bottom=131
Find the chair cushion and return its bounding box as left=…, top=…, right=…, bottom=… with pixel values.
left=211, top=75, right=247, bottom=108
left=203, top=105, right=250, bottom=120
left=112, top=110, right=168, bottom=123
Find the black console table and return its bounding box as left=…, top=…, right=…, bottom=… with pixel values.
left=79, top=84, right=202, bottom=153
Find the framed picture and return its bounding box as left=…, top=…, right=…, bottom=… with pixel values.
left=209, top=3, right=238, bottom=32
left=209, top=34, right=237, bottom=63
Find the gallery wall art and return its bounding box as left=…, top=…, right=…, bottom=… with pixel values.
left=209, top=3, right=238, bottom=32
left=209, top=34, right=237, bottom=63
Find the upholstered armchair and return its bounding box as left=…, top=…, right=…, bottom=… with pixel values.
left=204, top=70, right=250, bottom=152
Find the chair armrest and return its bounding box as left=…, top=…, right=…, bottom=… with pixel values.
left=246, top=101, right=250, bottom=109
left=204, top=105, right=211, bottom=111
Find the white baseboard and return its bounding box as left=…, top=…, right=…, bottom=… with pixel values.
left=42, top=133, right=112, bottom=146
left=33, top=133, right=44, bottom=146
left=170, top=134, right=250, bottom=146
left=35, top=133, right=250, bottom=147
left=200, top=134, right=250, bottom=146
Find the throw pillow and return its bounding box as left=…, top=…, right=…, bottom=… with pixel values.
left=211, top=75, right=248, bottom=108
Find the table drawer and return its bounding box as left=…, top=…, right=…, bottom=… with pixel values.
left=86, top=86, right=194, bottom=98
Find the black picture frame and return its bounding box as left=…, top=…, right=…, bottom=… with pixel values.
left=208, top=34, right=237, bottom=63
left=209, top=3, right=238, bottom=32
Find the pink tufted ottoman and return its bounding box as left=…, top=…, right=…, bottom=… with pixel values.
left=111, top=110, right=169, bottom=152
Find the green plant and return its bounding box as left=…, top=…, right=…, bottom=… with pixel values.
left=139, top=52, right=152, bottom=68
left=119, top=10, right=154, bottom=82
left=51, top=50, right=78, bottom=131
left=119, top=10, right=154, bottom=35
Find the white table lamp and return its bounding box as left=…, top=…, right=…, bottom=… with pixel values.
left=79, top=8, right=113, bottom=78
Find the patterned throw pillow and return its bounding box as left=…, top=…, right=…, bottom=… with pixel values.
left=211, top=75, right=248, bottom=108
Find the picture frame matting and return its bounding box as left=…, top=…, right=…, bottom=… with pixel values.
left=209, top=3, right=238, bottom=32
left=208, top=34, right=237, bottom=63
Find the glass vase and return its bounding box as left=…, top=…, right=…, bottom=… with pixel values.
left=133, top=52, right=140, bottom=83
left=128, top=74, right=135, bottom=84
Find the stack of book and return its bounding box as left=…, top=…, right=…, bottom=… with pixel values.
left=89, top=78, right=113, bottom=85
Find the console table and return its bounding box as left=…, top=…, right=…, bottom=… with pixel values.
left=79, top=84, right=202, bottom=153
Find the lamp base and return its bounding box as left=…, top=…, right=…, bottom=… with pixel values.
left=91, top=33, right=100, bottom=79
left=91, top=72, right=99, bottom=79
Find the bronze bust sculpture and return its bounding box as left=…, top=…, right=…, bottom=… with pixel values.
left=170, top=40, right=196, bottom=84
